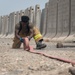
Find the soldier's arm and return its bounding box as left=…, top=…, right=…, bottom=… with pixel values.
left=27, top=29, right=34, bottom=40
left=27, top=23, right=34, bottom=40
left=15, top=24, right=21, bottom=39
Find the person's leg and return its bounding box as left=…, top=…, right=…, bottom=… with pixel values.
left=12, top=37, right=22, bottom=49
left=12, top=32, right=28, bottom=49
left=33, top=27, right=46, bottom=49
left=23, top=37, right=30, bottom=50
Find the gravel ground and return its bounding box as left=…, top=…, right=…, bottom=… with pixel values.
left=0, top=38, right=75, bottom=75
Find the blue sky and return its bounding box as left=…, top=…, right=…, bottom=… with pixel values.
left=0, top=0, right=48, bottom=16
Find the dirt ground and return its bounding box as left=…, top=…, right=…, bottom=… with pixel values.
left=0, top=38, right=75, bottom=75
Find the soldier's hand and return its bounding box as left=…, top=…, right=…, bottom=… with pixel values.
left=20, top=37, right=24, bottom=42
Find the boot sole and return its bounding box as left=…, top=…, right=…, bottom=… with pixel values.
left=36, top=45, right=46, bottom=49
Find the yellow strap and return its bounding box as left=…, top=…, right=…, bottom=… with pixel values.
left=34, top=34, right=42, bottom=40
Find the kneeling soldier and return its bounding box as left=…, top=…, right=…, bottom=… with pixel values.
left=12, top=16, right=46, bottom=49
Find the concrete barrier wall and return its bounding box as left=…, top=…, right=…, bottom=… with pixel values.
left=0, top=5, right=40, bottom=38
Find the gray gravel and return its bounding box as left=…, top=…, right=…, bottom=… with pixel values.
left=0, top=38, right=75, bottom=75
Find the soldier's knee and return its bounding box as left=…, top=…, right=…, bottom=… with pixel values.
left=12, top=43, right=20, bottom=49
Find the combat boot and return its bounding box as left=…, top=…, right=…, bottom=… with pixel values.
left=36, top=40, right=46, bottom=49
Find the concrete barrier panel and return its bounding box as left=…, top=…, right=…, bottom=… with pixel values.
left=40, top=8, right=45, bottom=35
left=25, top=8, right=30, bottom=17
left=64, top=0, right=75, bottom=42
left=2, top=16, right=5, bottom=36
left=45, top=0, right=57, bottom=40
left=49, top=0, right=57, bottom=39
left=0, top=16, right=4, bottom=37
left=56, top=0, right=70, bottom=42
left=5, top=14, right=11, bottom=38
left=34, top=5, right=41, bottom=30
left=5, top=15, right=9, bottom=36
left=0, top=16, right=2, bottom=35
left=44, top=1, right=51, bottom=37
left=29, top=6, right=34, bottom=23
left=7, top=13, right=12, bottom=36
left=6, top=12, right=15, bottom=38
left=11, top=12, right=15, bottom=38
left=19, top=10, right=25, bottom=21
left=15, top=11, right=20, bottom=24
left=1, top=15, right=8, bottom=38
left=41, top=2, right=49, bottom=36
